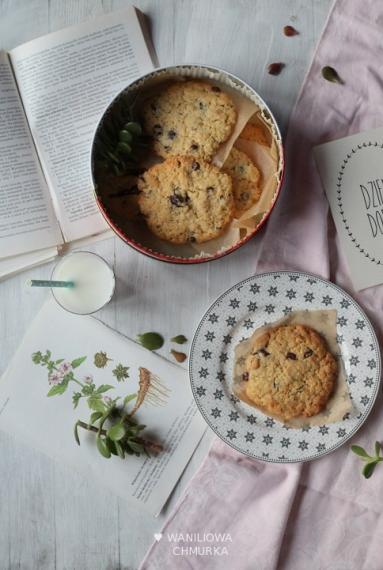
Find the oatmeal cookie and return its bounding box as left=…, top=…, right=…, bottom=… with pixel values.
left=223, top=147, right=261, bottom=217
left=137, top=156, right=234, bottom=244
left=142, top=81, right=237, bottom=160
left=244, top=324, right=337, bottom=419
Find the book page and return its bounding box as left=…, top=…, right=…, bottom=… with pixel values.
left=0, top=300, right=206, bottom=516
left=0, top=52, right=62, bottom=259
left=0, top=247, right=57, bottom=280
left=9, top=7, right=155, bottom=242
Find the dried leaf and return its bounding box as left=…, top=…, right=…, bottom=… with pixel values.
left=267, top=62, right=285, bottom=76
left=283, top=25, right=299, bottom=36
left=321, top=66, right=344, bottom=84
left=170, top=349, right=187, bottom=363
left=137, top=332, right=164, bottom=351
left=171, top=335, right=188, bottom=344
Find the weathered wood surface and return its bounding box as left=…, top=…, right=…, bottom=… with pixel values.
left=0, top=1, right=331, bottom=568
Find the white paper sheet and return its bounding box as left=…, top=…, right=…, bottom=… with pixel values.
left=0, top=300, right=206, bottom=516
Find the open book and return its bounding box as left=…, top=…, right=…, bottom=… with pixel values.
left=0, top=6, right=156, bottom=279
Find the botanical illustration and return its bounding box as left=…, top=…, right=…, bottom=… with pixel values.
left=32, top=350, right=168, bottom=460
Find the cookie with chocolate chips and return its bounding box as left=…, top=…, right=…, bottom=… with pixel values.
left=137, top=156, right=234, bottom=244
left=142, top=81, right=237, bottom=160
left=244, top=325, right=337, bottom=420
left=222, top=147, right=262, bottom=217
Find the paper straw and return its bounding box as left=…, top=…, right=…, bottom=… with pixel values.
left=28, top=279, right=75, bottom=288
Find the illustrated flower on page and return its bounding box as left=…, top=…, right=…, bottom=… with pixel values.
left=32, top=349, right=163, bottom=460
left=112, top=363, right=129, bottom=382
left=94, top=351, right=112, bottom=368
left=58, top=361, right=72, bottom=375
left=48, top=371, right=63, bottom=386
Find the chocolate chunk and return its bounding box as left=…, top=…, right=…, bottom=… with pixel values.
left=211, top=86, right=221, bottom=92
left=242, top=372, right=249, bottom=381
left=189, top=236, right=196, bottom=243
left=199, top=102, right=204, bottom=110
left=168, top=129, right=177, bottom=139
left=170, top=193, right=190, bottom=207
left=190, top=143, right=199, bottom=151
left=191, top=161, right=200, bottom=171
left=207, top=186, right=215, bottom=192
left=256, top=348, right=270, bottom=357
left=304, top=349, right=314, bottom=359
left=286, top=352, right=297, bottom=360
left=153, top=124, right=163, bottom=136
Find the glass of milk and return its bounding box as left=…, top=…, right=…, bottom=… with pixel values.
left=51, top=251, right=115, bottom=315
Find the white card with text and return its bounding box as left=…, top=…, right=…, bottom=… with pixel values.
left=314, top=127, right=383, bottom=290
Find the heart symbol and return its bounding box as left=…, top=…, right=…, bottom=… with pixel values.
left=154, top=533, right=163, bottom=542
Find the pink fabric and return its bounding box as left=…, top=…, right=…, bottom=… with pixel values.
left=140, top=1, right=383, bottom=568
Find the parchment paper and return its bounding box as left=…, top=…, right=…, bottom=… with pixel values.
left=233, top=310, right=353, bottom=428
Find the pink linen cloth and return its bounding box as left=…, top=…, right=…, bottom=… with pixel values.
left=140, top=0, right=383, bottom=568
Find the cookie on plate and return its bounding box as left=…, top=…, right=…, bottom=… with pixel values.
left=142, top=81, right=237, bottom=160
left=223, top=147, right=261, bottom=217
left=244, top=324, right=337, bottom=420
left=137, top=156, right=234, bottom=244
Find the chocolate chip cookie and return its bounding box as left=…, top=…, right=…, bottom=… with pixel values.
left=223, top=147, right=262, bottom=217
left=142, top=81, right=237, bottom=160
left=244, top=325, right=337, bottom=420
left=137, top=156, right=234, bottom=244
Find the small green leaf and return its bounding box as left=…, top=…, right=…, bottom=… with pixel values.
left=123, top=393, right=137, bottom=407
left=55, top=359, right=64, bottom=364
left=351, top=445, right=371, bottom=459
left=375, top=441, right=382, bottom=457
left=119, top=130, right=133, bottom=144
left=363, top=461, right=377, bottom=479
left=321, top=66, right=344, bottom=85
left=71, top=356, right=87, bottom=369
left=95, top=384, right=114, bottom=394
left=117, top=141, right=132, bottom=154
left=128, top=440, right=145, bottom=454
left=90, top=411, right=103, bottom=424
left=105, top=437, right=118, bottom=455
left=74, top=422, right=80, bottom=446
left=125, top=122, right=142, bottom=135
left=171, top=335, right=188, bottom=344
left=72, top=392, right=82, bottom=409
left=97, top=437, right=111, bottom=458
left=107, top=424, right=126, bottom=442
left=137, top=332, right=164, bottom=351
left=115, top=441, right=125, bottom=459
left=88, top=395, right=107, bottom=413
left=47, top=379, right=69, bottom=397
left=127, top=424, right=146, bottom=436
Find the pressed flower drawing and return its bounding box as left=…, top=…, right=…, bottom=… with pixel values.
left=112, top=363, right=129, bottom=382
left=94, top=351, right=112, bottom=368
left=32, top=350, right=163, bottom=460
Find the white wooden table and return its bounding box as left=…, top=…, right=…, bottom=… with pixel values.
left=0, top=1, right=332, bottom=568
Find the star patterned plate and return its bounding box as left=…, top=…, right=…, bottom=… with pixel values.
left=189, top=271, right=381, bottom=463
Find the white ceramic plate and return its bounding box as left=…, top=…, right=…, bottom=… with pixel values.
left=190, top=271, right=381, bottom=463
